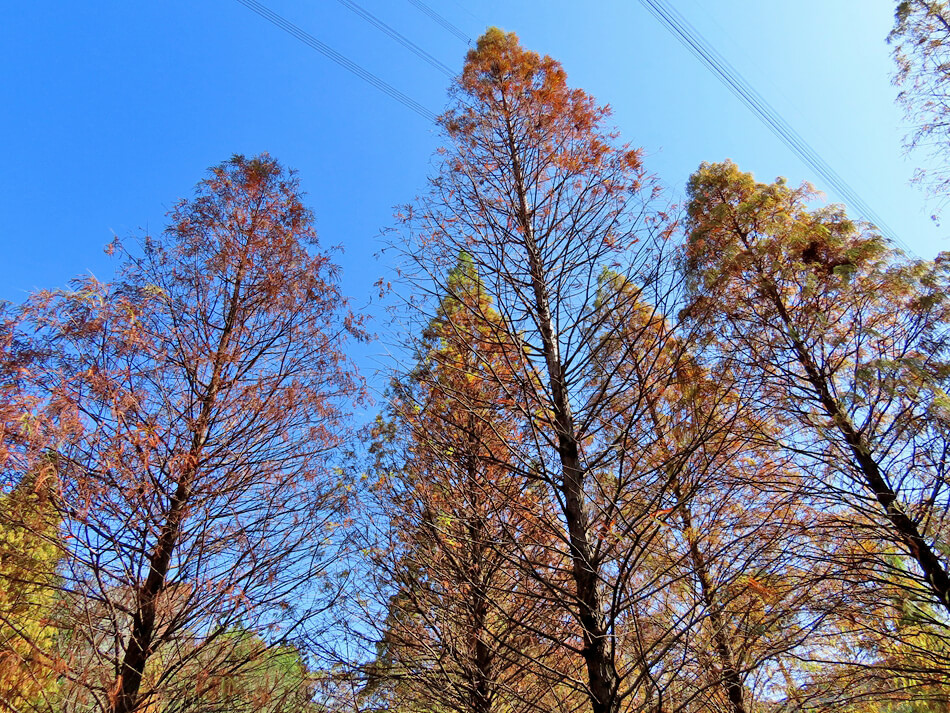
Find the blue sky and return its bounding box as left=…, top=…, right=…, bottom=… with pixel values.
left=1, top=1, right=943, bottom=362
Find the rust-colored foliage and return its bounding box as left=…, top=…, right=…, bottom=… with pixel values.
left=12, top=154, right=363, bottom=713
left=396, top=27, right=682, bottom=713
left=367, top=255, right=578, bottom=713
left=589, top=272, right=829, bottom=713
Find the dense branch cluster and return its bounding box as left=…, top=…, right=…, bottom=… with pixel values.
left=2, top=17, right=950, bottom=713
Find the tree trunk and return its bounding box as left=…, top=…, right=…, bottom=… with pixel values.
left=501, top=105, right=619, bottom=713
left=643, top=384, right=747, bottom=713
left=761, top=279, right=950, bottom=614
left=112, top=482, right=190, bottom=713
left=672, top=479, right=747, bottom=713
left=112, top=272, right=242, bottom=713
left=465, top=426, right=494, bottom=713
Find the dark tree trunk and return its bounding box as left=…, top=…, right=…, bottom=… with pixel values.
left=112, top=273, right=241, bottom=713
left=465, top=429, right=495, bottom=713
left=502, top=107, right=620, bottom=713
left=112, top=485, right=189, bottom=713
left=761, top=279, right=950, bottom=614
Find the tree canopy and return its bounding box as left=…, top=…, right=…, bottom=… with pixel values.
left=3, top=20, right=950, bottom=713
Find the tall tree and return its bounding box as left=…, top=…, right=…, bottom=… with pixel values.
left=589, top=273, right=829, bottom=713
left=14, top=154, right=363, bottom=713
left=365, top=255, right=577, bottom=713
left=397, top=28, right=686, bottom=713
left=683, top=160, right=950, bottom=624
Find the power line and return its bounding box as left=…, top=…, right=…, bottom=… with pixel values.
left=334, top=0, right=455, bottom=78
left=405, top=0, right=471, bottom=44
left=234, top=0, right=438, bottom=123
left=638, top=0, right=909, bottom=251
left=444, top=0, right=487, bottom=28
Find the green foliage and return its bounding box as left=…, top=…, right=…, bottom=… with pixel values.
left=156, top=631, right=316, bottom=713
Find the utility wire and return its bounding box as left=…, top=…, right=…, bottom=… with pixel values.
left=406, top=0, right=471, bottom=44
left=234, top=0, right=438, bottom=122
left=445, top=0, right=486, bottom=27
left=236, top=0, right=899, bottom=251
left=639, top=0, right=908, bottom=251
left=334, top=0, right=455, bottom=77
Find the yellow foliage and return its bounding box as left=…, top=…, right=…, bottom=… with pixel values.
left=0, top=463, right=61, bottom=710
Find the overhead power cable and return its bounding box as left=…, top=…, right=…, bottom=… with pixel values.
left=234, top=0, right=438, bottom=122
left=638, top=0, right=908, bottom=251
left=334, top=0, right=455, bottom=77
left=405, top=0, right=471, bottom=44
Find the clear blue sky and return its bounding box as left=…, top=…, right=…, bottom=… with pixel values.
left=1, top=1, right=942, bottom=356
